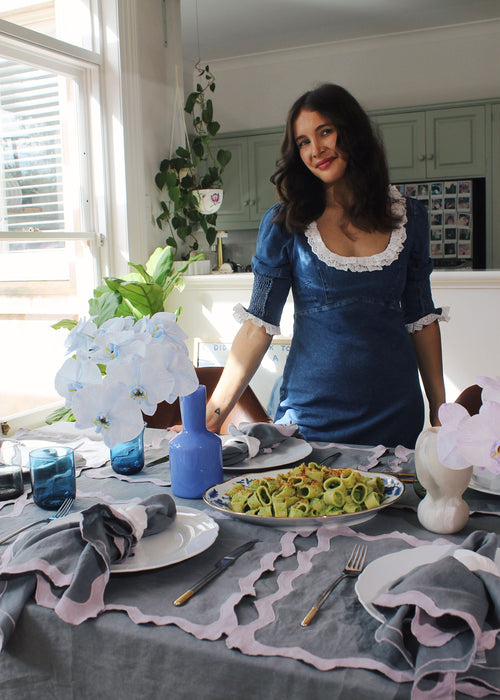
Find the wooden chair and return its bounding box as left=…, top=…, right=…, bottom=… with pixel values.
left=454, top=384, right=483, bottom=415
left=144, top=366, right=272, bottom=433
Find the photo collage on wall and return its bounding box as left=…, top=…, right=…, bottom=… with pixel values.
left=395, top=181, right=473, bottom=267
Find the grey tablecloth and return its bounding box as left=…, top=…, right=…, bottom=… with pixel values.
left=0, top=436, right=499, bottom=700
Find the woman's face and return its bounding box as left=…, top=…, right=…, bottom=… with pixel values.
left=293, top=108, right=348, bottom=188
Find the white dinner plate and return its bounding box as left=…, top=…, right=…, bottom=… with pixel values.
left=222, top=436, right=312, bottom=472
left=468, top=474, right=500, bottom=497
left=110, top=506, right=219, bottom=573
left=355, top=544, right=500, bottom=622
left=203, top=468, right=404, bottom=529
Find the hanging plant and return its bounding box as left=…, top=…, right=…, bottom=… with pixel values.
left=155, top=64, right=232, bottom=258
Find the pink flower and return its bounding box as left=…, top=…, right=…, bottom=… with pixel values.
left=476, top=375, right=500, bottom=404
left=456, top=402, right=500, bottom=474
left=437, top=403, right=472, bottom=469
left=211, top=192, right=220, bottom=203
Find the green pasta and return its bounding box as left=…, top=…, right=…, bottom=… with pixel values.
left=226, top=463, right=387, bottom=519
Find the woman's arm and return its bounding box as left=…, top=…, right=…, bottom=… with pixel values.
left=410, top=320, right=446, bottom=426
left=205, top=319, right=273, bottom=432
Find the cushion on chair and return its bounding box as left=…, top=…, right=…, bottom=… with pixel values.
left=454, top=384, right=483, bottom=416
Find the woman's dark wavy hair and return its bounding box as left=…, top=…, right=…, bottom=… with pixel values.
left=271, top=83, right=397, bottom=233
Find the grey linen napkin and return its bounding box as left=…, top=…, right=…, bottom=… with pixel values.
left=222, top=422, right=301, bottom=466
left=0, top=494, right=176, bottom=649
left=372, top=531, right=500, bottom=698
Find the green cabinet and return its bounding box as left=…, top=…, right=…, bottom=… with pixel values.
left=214, top=132, right=281, bottom=229
left=372, top=105, right=486, bottom=182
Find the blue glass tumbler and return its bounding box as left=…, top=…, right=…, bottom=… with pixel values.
left=29, top=446, right=76, bottom=510
left=110, top=428, right=145, bottom=475
left=169, top=385, right=223, bottom=498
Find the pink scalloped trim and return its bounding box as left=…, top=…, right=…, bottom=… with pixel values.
left=305, top=186, right=407, bottom=272
left=233, top=303, right=280, bottom=336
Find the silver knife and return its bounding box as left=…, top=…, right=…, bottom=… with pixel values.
left=173, top=539, right=259, bottom=606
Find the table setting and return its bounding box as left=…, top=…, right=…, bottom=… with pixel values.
left=0, top=310, right=499, bottom=699
left=1, top=411, right=499, bottom=699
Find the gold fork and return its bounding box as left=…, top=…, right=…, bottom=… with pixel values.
left=301, top=543, right=368, bottom=627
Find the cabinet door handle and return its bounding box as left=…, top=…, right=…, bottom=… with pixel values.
left=418, top=154, right=426, bottom=161
left=244, top=200, right=250, bottom=206
left=427, top=153, right=434, bottom=160
left=249, top=199, right=255, bottom=206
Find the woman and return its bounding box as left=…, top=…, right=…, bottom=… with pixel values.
left=206, top=84, right=447, bottom=448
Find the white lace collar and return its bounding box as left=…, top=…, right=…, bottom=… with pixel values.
left=304, top=185, right=407, bottom=272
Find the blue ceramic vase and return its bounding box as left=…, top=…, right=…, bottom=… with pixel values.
left=169, top=385, right=223, bottom=498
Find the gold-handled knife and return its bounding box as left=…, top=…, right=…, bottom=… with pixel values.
left=173, top=539, right=259, bottom=606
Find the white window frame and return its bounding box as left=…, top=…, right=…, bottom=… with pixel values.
left=0, top=3, right=132, bottom=432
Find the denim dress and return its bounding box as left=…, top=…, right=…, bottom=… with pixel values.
left=237, top=187, right=447, bottom=449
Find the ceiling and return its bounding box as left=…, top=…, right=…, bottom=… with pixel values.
left=181, top=0, right=500, bottom=62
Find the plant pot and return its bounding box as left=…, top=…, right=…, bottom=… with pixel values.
left=172, top=259, right=211, bottom=276
left=193, top=188, right=223, bottom=215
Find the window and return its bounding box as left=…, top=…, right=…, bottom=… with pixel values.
left=0, top=1, right=108, bottom=422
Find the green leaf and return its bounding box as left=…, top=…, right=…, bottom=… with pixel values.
left=45, top=405, right=75, bottom=424
left=155, top=172, right=166, bottom=190
left=207, top=120, right=220, bottom=136
left=209, top=82, right=215, bottom=92
left=205, top=226, right=217, bottom=247
left=147, top=246, right=174, bottom=286
left=168, top=184, right=181, bottom=205
left=165, top=170, right=178, bottom=188
left=206, top=99, right=214, bottom=121
left=176, top=146, right=190, bottom=159
left=89, top=289, right=126, bottom=326
left=115, top=282, right=165, bottom=317
left=51, top=318, right=78, bottom=331
left=192, top=137, right=204, bottom=158
left=127, top=262, right=152, bottom=283
left=166, top=236, right=177, bottom=249
left=184, top=92, right=198, bottom=113
left=217, top=149, right=232, bottom=168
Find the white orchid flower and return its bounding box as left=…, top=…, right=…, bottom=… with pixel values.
left=54, top=356, right=103, bottom=407
left=90, top=327, right=146, bottom=366
left=456, top=401, right=500, bottom=474
left=476, top=375, right=500, bottom=405
left=97, top=316, right=136, bottom=334
left=64, top=318, right=98, bottom=358
left=161, top=350, right=199, bottom=401
left=436, top=402, right=472, bottom=469
left=136, top=312, right=189, bottom=352
left=105, top=345, right=175, bottom=415
left=71, top=379, right=144, bottom=448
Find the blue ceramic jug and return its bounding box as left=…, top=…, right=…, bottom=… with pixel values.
left=169, top=385, right=223, bottom=498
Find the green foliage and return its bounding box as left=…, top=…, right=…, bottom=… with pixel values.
left=53, top=245, right=203, bottom=329
left=155, top=64, right=231, bottom=257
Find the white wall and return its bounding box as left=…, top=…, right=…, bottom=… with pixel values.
left=115, top=0, right=183, bottom=272
left=208, top=21, right=500, bottom=132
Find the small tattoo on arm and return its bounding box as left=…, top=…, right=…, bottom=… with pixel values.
left=214, top=408, right=221, bottom=415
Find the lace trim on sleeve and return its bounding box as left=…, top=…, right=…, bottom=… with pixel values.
left=233, top=303, right=280, bottom=336
left=406, top=306, right=450, bottom=333
left=304, top=185, right=407, bottom=272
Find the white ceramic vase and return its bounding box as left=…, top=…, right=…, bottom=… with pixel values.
left=414, top=426, right=472, bottom=534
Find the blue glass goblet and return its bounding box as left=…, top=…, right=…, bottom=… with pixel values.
left=110, top=429, right=145, bottom=475
left=29, top=446, right=76, bottom=510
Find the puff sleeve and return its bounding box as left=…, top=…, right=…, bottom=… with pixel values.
left=233, top=205, right=293, bottom=336
left=401, top=197, right=449, bottom=333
